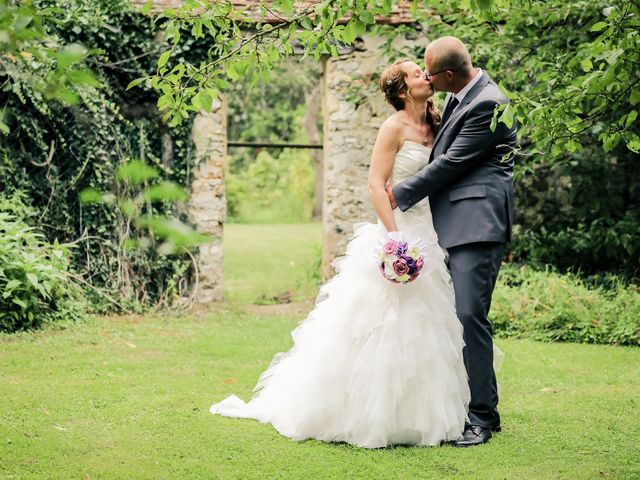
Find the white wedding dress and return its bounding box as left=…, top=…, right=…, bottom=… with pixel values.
left=211, top=141, right=470, bottom=448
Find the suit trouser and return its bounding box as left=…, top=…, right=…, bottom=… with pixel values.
left=447, top=241, right=505, bottom=429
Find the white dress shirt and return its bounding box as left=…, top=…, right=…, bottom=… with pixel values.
left=450, top=68, right=483, bottom=111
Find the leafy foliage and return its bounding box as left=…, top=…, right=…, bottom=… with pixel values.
left=0, top=0, right=99, bottom=133
left=227, top=58, right=321, bottom=166
left=492, top=264, right=640, bottom=346
left=130, top=0, right=399, bottom=126
left=81, top=159, right=211, bottom=255
left=0, top=0, right=210, bottom=312
left=226, top=58, right=320, bottom=222
left=0, top=210, right=83, bottom=333
left=228, top=148, right=315, bottom=223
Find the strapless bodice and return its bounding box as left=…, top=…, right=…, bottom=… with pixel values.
left=385, top=141, right=436, bottom=238
left=390, top=141, right=431, bottom=186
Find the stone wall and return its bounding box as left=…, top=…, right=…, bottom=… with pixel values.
left=189, top=98, right=227, bottom=303
left=322, top=35, right=398, bottom=278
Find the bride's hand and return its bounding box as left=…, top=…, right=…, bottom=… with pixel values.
left=385, top=184, right=398, bottom=209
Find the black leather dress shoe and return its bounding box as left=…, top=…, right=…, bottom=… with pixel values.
left=453, top=425, right=493, bottom=447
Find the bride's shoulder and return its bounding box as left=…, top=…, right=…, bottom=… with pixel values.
left=381, top=112, right=405, bottom=128
left=378, top=114, right=404, bottom=139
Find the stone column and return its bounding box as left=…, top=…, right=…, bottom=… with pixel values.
left=321, top=35, right=394, bottom=279
left=189, top=97, right=227, bottom=303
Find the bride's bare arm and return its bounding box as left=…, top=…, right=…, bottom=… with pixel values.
left=368, top=120, right=400, bottom=232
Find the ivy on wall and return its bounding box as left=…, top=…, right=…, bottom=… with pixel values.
left=0, top=0, right=215, bottom=311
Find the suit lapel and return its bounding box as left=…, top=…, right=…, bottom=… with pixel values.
left=430, top=73, right=491, bottom=158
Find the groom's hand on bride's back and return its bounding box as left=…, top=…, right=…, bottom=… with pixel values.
left=385, top=184, right=398, bottom=209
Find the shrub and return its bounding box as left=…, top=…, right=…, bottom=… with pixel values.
left=0, top=0, right=209, bottom=312
left=0, top=213, right=84, bottom=333
left=491, top=265, right=640, bottom=346
left=228, top=149, right=315, bottom=223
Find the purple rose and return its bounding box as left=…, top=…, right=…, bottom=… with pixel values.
left=396, top=241, right=408, bottom=256
left=404, top=256, right=416, bottom=269
left=393, top=258, right=409, bottom=276
left=383, top=240, right=398, bottom=255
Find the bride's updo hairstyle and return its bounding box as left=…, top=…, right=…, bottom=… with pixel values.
left=379, top=59, right=441, bottom=133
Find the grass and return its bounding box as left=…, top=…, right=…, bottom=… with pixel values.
left=1, top=223, right=639, bottom=479
left=223, top=223, right=322, bottom=304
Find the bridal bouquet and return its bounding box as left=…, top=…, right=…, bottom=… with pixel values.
left=376, top=232, right=428, bottom=284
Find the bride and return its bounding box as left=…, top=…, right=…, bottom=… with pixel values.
left=210, top=59, right=470, bottom=448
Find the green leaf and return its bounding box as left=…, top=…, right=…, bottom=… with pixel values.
left=116, top=160, right=159, bottom=185
left=343, top=20, right=358, bottom=44
left=12, top=298, right=27, bottom=310
left=275, top=0, right=294, bottom=14
left=51, top=87, right=80, bottom=105
left=79, top=188, right=103, bottom=204
left=352, top=19, right=366, bottom=35
left=145, top=216, right=211, bottom=251
left=590, top=21, right=607, bottom=32
left=26, top=273, right=39, bottom=288
left=627, top=139, right=640, bottom=153
left=630, top=90, right=640, bottom=106
left=5, top=279, right=21, bottom=290
left=67, top=69, right=101, bottom=87
left=267, top=47, right=279, bottom=64
left=200, top=90, right=213, bottom=112
left=127, top=77, right=146, bottom=90
left=190, top=91, right=202, bottom=111
left=119, top=199, right=137, bottom=217
left=499, top=104, right=515, bottom=129
left=606, top=48, right=623, bottom=65
left=157, top=93, right=175, bottom=110
left=602, top=133, right=621, bottom=152
left=490, top=110, right=498, bottom=132
left=300, top=16, right=313, bottom=30
left=580, top=59, right=593, bottom=72
left=226, top=61, right=239, bottom=81
left=56, top=44, right=88, bottom=70
left=141, top=0, right=154, bottom=15
left=158, top=50, right=171, bottom=69
left=143, top=182, right=187, bottom=202
left=359, top=11, right=375, bottom=24
left=625, top=110, right=637, bottom=129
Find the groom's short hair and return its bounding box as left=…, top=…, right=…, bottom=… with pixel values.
left=425, top=36, right=473, bottom=75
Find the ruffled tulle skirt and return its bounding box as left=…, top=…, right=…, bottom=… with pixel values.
left=211, top=205, right=471, bottom=448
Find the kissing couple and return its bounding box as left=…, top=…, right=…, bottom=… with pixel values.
left=211, top=35, right=517, bottom=449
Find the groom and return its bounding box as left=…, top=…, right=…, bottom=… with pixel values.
left=387, top=36, right=517, bottom=447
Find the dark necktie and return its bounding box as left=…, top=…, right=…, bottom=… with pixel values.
left=441, top=97, right=459, bottom=125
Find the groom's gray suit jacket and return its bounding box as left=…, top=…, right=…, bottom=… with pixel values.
left=392, top=72, right=517, bottom=248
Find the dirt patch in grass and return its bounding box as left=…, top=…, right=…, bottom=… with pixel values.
left=244, top=299, right=314, bottom=316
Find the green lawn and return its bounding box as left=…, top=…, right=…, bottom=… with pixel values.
left=223, top=223, right=323, bottom=304
left=1, top=224, right=639, bottom=480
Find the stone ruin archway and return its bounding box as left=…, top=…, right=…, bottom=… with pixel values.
left=133, top=1, right=426, bottom=303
